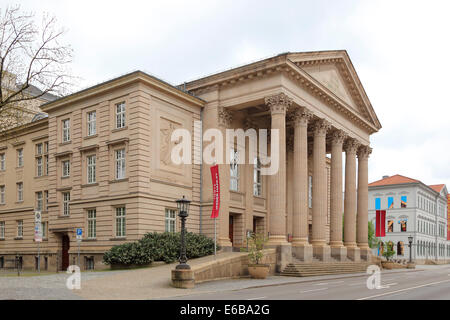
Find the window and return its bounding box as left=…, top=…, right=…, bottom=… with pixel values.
left=17, top=220, right=23, bottom=238
left=115, top=149, right=126, bottom=180
left=400, top=220, right=407, bottom=232
left=253, top=157, right=262, bottom=196
left=17, top=182, right=23, bottom=202
left=41, top=222, right=47, bottom=238
left=387, top=220, right=394, bottom=232
left=45, top=191, right=48, bottom=211
left=45, top=155, right=49, bottom=175
left=388, top=197, right=394, bottom=209
left=36, top=157, right=43, bottom=177
left=62, top=119, right=70, bottom=142
left=165, top=209, right=176, bottom=233
left=0, top=221, right=4, bottom=239
left=87, top=111, right=97, bottom=136
left=375, top=198, right=381, bottom=210
left=397, top=242, right=404, bottom=256
left=115, top=207, right=126, bottom=237
left=44, top=142, right=49, bottom=153
left=87, top=155, right=96, bottom=184
left=62, top=192, right=70, bottom=216
left=308, top=175, right=313, bottom=208
left=36, top=143, right=43, bottom=155
left=36, top=192, right=43, bottom=211
left=0, top=153, right=5, bottom=170
left=17, top=149, right=23, bottom=167
left=115, top=102, right=126, bottom=129
left=85, top=256, right=95, bottom=270
left=62, top=160, right=70, bottom=177
left=0, top=186, right=4, bottom=204
left=87, top=209, right=96, bottom=239
left=230, top=148, right=239, bottom=191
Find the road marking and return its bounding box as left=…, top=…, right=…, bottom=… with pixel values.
left=357, top=279, right=450, bottom=300
left=247, top=297, right=266, bottom=300
left=301, top=288, right=328, bottom=293
left=385, top=283, right=398, bottom=286
left=314, top=282, right=328, bottom=286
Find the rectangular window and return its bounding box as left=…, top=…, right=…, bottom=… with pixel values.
left=115, top=149, right=126, bottom=180
left=253, top=157, right=262, bottom=196
left=230, top=148, right=239, bottom=191
left=45, top=191, right=48, bottom=211
left=87, top=155, right=96, bottom=184
left=375, top=198, right=381, bottom=210
left=115, top=102, right=126, bottom=129
left=62, top=192, right=70, bottom=216
left=45, top=155, right=49, bottom=175
left=17, top=220, right=23, bottom=238
left=0, top=186, right=4, bottom=204
left=165, top=209, right=176, bottom=233
left=17, top=182, right=23, bottom=202
left=387, top=220, right=394, bottom=233
left=87, top=209, right=96, bottom=239
left=36, top=191, right=43, bottom=211
left=0, top=153, right=5, bottom=170
left=388, top=197, right=394, bottom=209
left=400, top=220, right=407, bottom=232
left=115, top=207, right=126, bottom=237
left=87, top=111, right=97, bottom=136
left=401, top=196, right=407, bottom=208
left=85, top=257, right=95, bottom=270
left=36, top=143, right=43, bottom=155
left=44, top=142, right=49, bottom=153
left=0, top=221, right=4, bottom=239
left=62, top=160, right=70, bottom=177
left=17, top=149, right=23, bottom=167
left=36, top=157, right=43, bottom=177
left=41, top=222, right=47, bottom=238
left=62, top=119, right=70, bottom=142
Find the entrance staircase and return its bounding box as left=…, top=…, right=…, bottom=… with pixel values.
left=281, top=257, right=370, bottom=277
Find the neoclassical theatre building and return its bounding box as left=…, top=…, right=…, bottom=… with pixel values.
left=0, top=50, right=381, bottom=271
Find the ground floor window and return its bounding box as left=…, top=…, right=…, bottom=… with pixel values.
left=85, top=256, right=94, bottom=270
left=397, top=241, right=404, bottom=256
left=0, top=256, right=3, bottom=268
left=165, top=209, right=176, bottom=233
left=115, top=207, right=126, bottom=237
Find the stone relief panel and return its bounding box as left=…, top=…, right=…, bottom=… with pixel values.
left=160, top=117, right=182, bottom=168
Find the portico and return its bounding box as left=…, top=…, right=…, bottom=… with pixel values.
left=185, top=50, right=381, bottom=267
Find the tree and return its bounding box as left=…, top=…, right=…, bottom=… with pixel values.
left=382, top=241, right=395, bottom=261
left=368, top=221, right=380, bottom=249
left=0, top=5, right=73, bottom=133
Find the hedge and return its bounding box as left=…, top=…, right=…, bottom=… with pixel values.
left=103, top=232, right=218, bottom=266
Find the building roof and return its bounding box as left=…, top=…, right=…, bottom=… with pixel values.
left=428, top=184, right=445, bottom=193
left=368, top=174, right=420, bottom=187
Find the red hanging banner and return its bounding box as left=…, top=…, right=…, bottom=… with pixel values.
left=210, top=164, right=220, bottom=219
left=375, top=210, right=386, bottom=237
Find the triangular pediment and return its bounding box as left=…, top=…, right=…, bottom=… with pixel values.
left=287, top=51, right=381, bottom=130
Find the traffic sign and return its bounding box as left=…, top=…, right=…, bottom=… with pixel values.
left=76, top=228, right=82, bottom=240
left=34, top=211, right=42, bottom=242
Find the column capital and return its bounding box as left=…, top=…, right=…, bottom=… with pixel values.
left=312, top=118, right=331, bottom=136
left=344, top=138, right=360, bottom=154
left=292, top=107, right=314, bottom=127
left=265, top=92, right=292, bottom=115
left=357, top=145, right=372, bottom=160
left=330, top=130, right=347, bottom=145
left=218, top=107, right=233, bottom=127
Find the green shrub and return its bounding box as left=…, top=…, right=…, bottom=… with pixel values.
left=103, top=232, right=217, bottom=266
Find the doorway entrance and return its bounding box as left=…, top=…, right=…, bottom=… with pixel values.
left=61, top=234, right=70, bottom=271
left=229, top=216, right=234, bottom=245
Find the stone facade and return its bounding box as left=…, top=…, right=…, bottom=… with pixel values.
left=0, top=51, right=382, bottom=271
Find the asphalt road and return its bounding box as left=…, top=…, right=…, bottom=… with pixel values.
left=172, top=265, right=450, bottom=300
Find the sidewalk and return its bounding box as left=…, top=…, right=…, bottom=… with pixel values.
left=75, top=254, right=424, bottom=300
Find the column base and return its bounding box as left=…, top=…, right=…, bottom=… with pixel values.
left=267, top=239, right=292, bottom=273
left=292, top=243, right=313, bottom=262
left=171, top=269, right=195, bottom=289
left=346, top=247, right=361, bottom=262
left=331, top=246, right=348, bottom=261
left=358, top=247, right=371, bottom=261
left=312, top=245, right=331, bottom=262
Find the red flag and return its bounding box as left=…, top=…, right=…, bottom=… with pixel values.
left=375, top=210, right=386, bottom=237
left=210, top=165, right=220, bottom=219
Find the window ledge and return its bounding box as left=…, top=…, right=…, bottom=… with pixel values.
left=57, top=215, right=70, bottom=219
left=109, top=237, right=126, bottom=241
left=34, top=175, right=46, bottom=179
left=112, top=126, right=128, bottom=133
left=81, top=183, right=99, bottom=188
left=109, top=178, right=128, bottom=184
left=83, top=238, right=97, bottom=242
left=84, top=134, right=98, bottom=140
left=59, top=141, right=72, bottom=146
left=15, top=201, right=24, bottom=204
left=0, top=238, right=5, bottom=241
left=61, top=176, right=70, bottom=179
left=14, top=237, right=23, bottom=240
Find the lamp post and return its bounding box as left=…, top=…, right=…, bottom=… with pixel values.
left=176, top=196, right=191, bottom=270
left=408, top=235, right=413, bottom=263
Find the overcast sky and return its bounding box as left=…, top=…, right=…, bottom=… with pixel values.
left=2, top=0, right=449, bottom=189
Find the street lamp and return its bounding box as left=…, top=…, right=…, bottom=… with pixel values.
left=176, top=195, right=191, bottom=270
left=408, top=235, right=413, bottom=263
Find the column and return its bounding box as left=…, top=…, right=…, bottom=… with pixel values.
left=291, top=107, right=313, bottom=262
left=330, top=130, right=347, bottom=261
left=265, top=93, right=292, bottom=271
left=344, top=138, right=360, bottom=261
left=311, top=118, right=331, bottom=261
left=357, top=145, right=372, bottom=260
